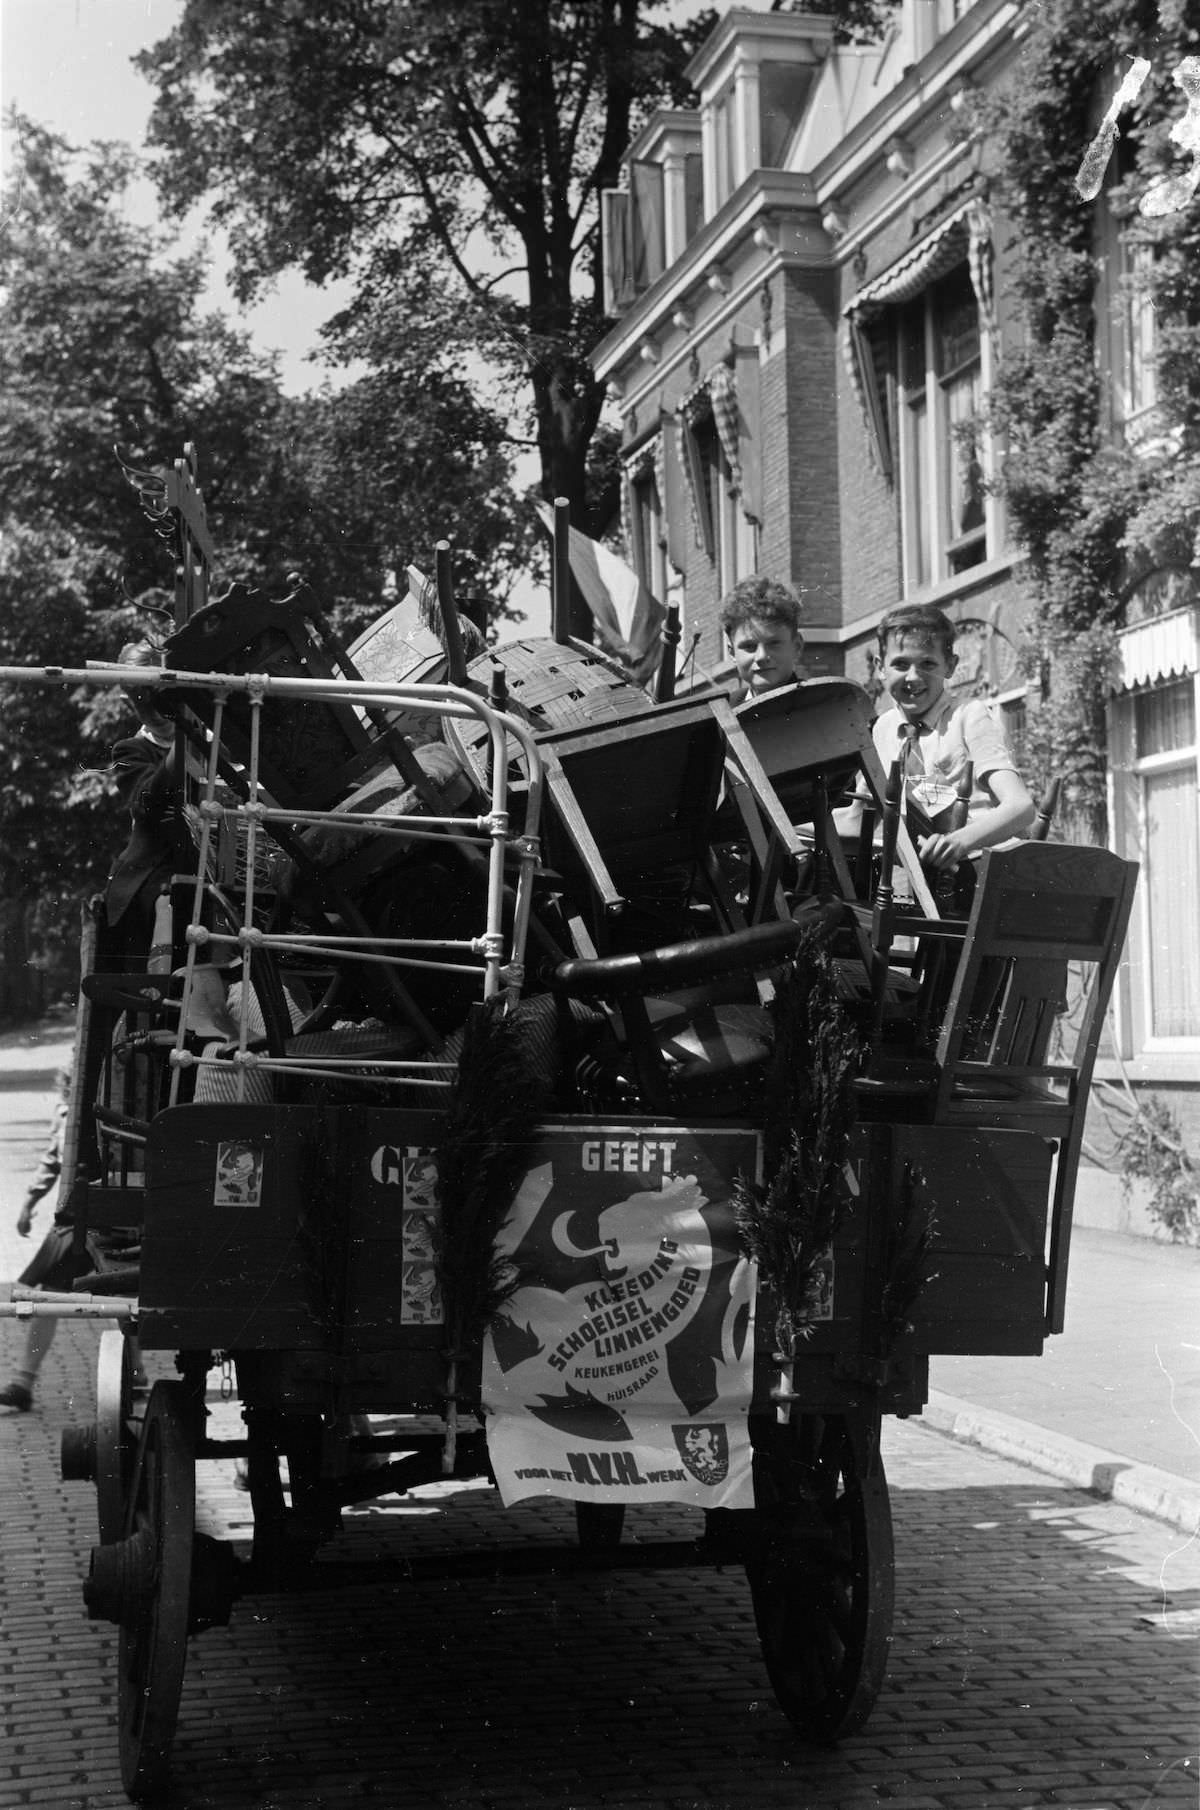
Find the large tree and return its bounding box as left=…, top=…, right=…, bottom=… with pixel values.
left=1, top=116, right=528, bottom=621
left=136, top=2, right=717, bottom=544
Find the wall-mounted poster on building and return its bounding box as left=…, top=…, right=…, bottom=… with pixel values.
left=482, top=1121, right=760, bottom=1510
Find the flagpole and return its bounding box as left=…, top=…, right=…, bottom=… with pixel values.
left=551, top=497, right=572, bottom=645
left=435, top=541, right=469, bottom=685
left=654, top=601, right=682, bottom=702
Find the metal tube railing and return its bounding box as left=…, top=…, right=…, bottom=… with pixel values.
left=0, top=661, right=546, bottom=1101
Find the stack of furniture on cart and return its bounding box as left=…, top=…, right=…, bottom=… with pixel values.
left=536, top=687, right=832, bottom=1113
left=162, top=579, right=488, bottom=1051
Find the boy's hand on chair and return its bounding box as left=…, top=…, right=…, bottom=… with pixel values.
left=918, top=830, right=968, bottom=871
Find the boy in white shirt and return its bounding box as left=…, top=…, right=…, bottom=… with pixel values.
left=869, top=603, right=1034, bottom=872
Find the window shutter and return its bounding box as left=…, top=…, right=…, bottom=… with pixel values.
left=630, top=162, right=666, bottom=289
left=601, top=190, right=634, bottom=315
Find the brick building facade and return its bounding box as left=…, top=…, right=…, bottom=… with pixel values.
left=591, top=0, right=1200, bottom=1097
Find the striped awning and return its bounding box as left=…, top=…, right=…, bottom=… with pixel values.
left=842, top=195, right=993, bottom=478
left=1111, top=606, right=1200, bottom=692
left=843, top=195, right=992, bottom=323
left=707, top=360, right=742, bottom=494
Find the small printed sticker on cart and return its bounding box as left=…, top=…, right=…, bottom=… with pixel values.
left=213, top=1140, right=264, bottom=1206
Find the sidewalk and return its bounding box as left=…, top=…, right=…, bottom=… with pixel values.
left=0, top=1016, right=74, bottom=1087
left=930, top=1221, right=1200, bottom=1532
left=1, top=1021, right=1197, bottom=1533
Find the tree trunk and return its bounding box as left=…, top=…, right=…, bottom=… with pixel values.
left=0, top=893, right=43, bottom=1025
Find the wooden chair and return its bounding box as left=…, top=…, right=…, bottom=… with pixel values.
left=553, top=917, right=809, bottom=1114
left=1029, top=776, right=1062, bottom=843
left=727, top=679, right=940, bottom=928
left=534, top=690, right=798, bottom=957
left=165, top=580, right=450, bottom=816
left=859, top=840, right=1138, bottom=1331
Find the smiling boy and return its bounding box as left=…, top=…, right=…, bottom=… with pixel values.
left=872, top=604, right=1034, bottom=870
left=719, top=576, right=808, bottom=700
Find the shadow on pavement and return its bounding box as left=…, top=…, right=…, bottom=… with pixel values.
left=1, top=1333, right=1196, bottom=1810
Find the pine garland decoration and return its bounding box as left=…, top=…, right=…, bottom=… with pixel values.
left=434, top=996, right=549, bottom=1470
left=734, top=931, right=864, bottom=1365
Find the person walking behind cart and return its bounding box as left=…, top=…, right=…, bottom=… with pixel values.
left=103, top=639, right=190, bottom=968
left=0, top=1063, right=80, bottom=1412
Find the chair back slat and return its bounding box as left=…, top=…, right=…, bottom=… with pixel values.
left=936, top=843, right=1136, bottom=1099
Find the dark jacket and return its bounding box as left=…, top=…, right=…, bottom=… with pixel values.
left=105, top=731, right=189, bottom=927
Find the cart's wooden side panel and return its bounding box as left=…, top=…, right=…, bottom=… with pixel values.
left=862, top=1123, right=1053, bottom=1358
left=140, top=1104, right=453, bottom=1358
left=140, top=1105, right=329, bottom=1351
left=765, top=1124, right=1054, bottom=1414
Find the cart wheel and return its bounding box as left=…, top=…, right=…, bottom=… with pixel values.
left=117, top=1381, right=196, bottom=1799
left=747, top=1412, right=894, bottom=1743
left=575, top=1503, right=625, bottom=1549
left=95, top=1329, right=139, bottom=1545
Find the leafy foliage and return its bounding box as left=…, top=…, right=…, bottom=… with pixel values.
left=1118, top=1092, right=1200, bottom=1243
left=983, top=0, right=1200, bottom=838
left=0, top=115, right=529, bottom=1013
left=0, top=525, right=124, bottom=907
left=136, top=0, right=721, bottom=542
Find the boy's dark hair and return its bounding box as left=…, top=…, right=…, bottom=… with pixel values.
left=876, top=604, right=956, bottom=661
left=718, top=575, right=804, bottom=638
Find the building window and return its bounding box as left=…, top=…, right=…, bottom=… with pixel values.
left=630, top=466, right=667, bottom=602
left=690, top=414, right=755, bottom=591
left=1116, top=238, right=1160, bottom=440
left=759, top=62, right=814, bottom=168
left=996, top=694, right=1027, bottom=770
left=1112, top=672, right=1200, bottom=1042
left=684, top=153, right=704, bottom=241
left=712, top=82, right=737, bottom=208
left=897, top=263, right=988, bottom=591
left=1097, top=136, right=1164, bottom=448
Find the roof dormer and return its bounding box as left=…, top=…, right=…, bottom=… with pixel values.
left=600, top=110, right=704, bottom=317
left=686, top=9, right=835, bottom=216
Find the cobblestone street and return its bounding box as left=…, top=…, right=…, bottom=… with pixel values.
left=1, top=1316, right=1196, bottom=1810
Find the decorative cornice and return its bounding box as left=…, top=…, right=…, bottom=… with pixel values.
left=592, top=168, right=821, bottom=382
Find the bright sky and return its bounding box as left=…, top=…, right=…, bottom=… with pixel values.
left=0, top=0, right=348, bottom=394
left=0, top=0, right=551, bottom=623
left=0, top=0, right=719, bottom=629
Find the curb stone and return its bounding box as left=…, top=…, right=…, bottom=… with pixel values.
left=925, top=1389, right=1200, bottom=1533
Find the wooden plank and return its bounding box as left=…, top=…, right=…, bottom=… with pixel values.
left=884, top=1123, right=1053, bottom=1357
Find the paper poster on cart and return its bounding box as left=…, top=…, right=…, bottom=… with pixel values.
left=482, top=1122, right=760, bottom=1510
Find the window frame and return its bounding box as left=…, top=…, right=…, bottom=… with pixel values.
left=694, top=414, right=756, bottom=592
left=896, top=262, right=993, bottom=594
left=1110, top=670, right=1200, bottom=1051
left=629, top=463, right=668, bottom=603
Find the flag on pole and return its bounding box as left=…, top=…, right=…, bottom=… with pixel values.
left=537, top=505, right=666, bottom=687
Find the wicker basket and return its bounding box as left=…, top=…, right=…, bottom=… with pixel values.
left=184, top=800, right=288, bottom=890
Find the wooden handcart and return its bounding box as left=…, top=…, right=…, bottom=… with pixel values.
left=0, top=458, right=1138, bottom=1799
